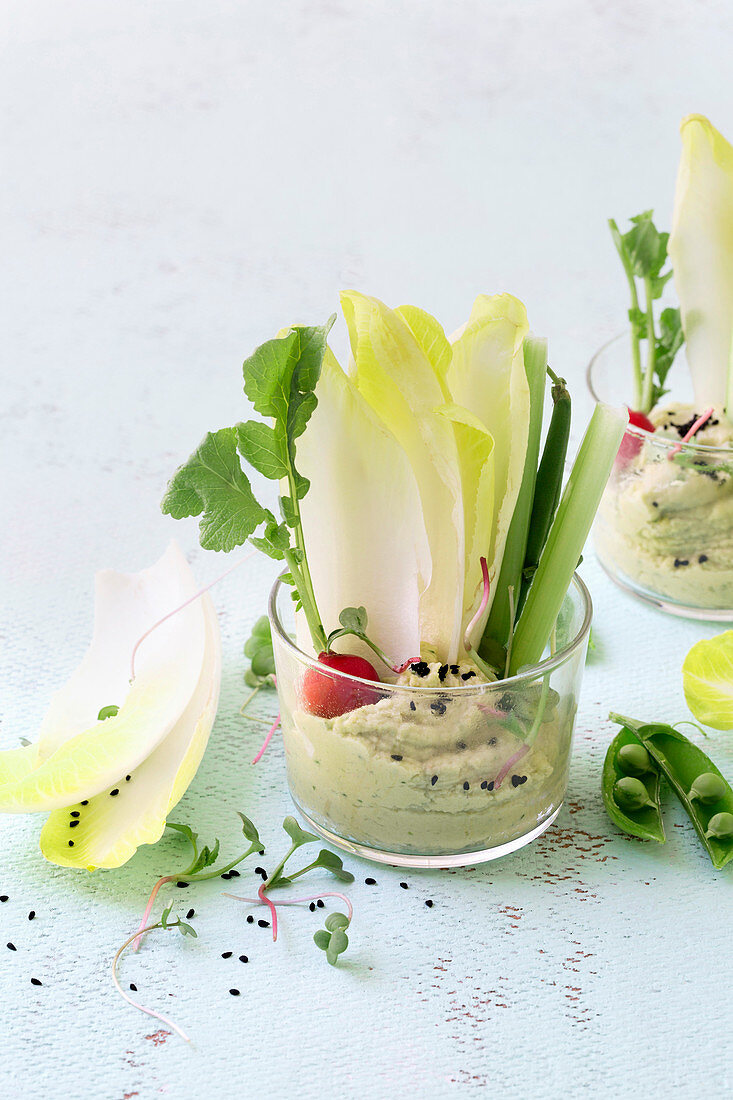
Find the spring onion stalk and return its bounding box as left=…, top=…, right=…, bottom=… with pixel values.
left=609, top=218, right=644, bottom=411
left=479, top=337, right=547, bottom=667
left=508, top=403, right=627, bottom=674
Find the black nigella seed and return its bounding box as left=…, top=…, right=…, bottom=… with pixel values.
left=69, top=820, right=79, bottom=828
left=365, top=877, right=376, bottom=886
left=125, top=775, right=131, bottom=782
left=399, top=882, right=409, bottom=890
left=258, top=869, right=267, bottom=881
left=410, top=661, right=430, bottom=678
left=221, top=951, right=233, bottom=959
left=0, top=896, right=8, bottom=903
left=430, top=701, right=446, bottom=716
left=481, top=780, right=488, bottom=790
left=30, top=978, right=42, bottom=987
left=220, top=872, right=231, bottom=880
left=68, top=841, right=74, bottom=847
left=457, top=741, right=467, bottom=750
left=28, top=911, right=35, bottom=921
left=391, top=754, right=403, bottom=761
left=652, top=501, right=659, bottom=507
left=316, top=899, right=325, bottom=909
left=431, top=775, right=438, bottom=786
left=461, top=671, right=476, bottom=680
left=229, top=988, right=240, bottom=996
left=110, top=789, right=119, bottom=797
left=463, top=781, right=470, bottom=791
left=450, top=664, right=460, bottom=675
left=488, top=737, right=497, bottom=746
left=674, top=558, right=689, bottom=568
left=257, top=920, right=270, bottom=928
left=129, top=983, right=137, bottom=992
left=246, top=915, right=254, bottom=924
left=438, top=664, right=448, bottom=683
left=487, top=781, right=495, bottom=791
left=511, top=774, right=528, bottom=787
left=186, top=909, right=195, bottom=920
left=409, top=701, right=416, bottom=711
left=229, top=869, right=241, bottom=878
left=239, top=955, right=248, bottom=963
left=699, top=554, right=708, bottom=563
left=254, top=867, right=265, bottom=876
left=7, top=942, right=16, bottom=951
left=309, top=902, right=316, bottom=912
left=176, top=881, right=189, bottom=888
left=70, top=811, right=80, bottom=819
left=80, top=800, right=89, bottom=806
left=258, top=849, right=265, bottom=856
left=425, top=899, right=434, bottom=908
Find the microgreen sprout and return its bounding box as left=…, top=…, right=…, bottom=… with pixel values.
left=326, top=606, right=419, bottom=674
left=133, top=812, right=262, bottom=951
left=111, top=902, right=197, bottom=1043
left=243, top=616, right=276, bottom=689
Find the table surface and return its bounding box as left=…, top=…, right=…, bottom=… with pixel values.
left=3, top=3, right=733, bottom=1097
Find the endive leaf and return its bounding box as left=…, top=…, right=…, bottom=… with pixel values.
left=296, top=347, right=429, bottom=663
left=668, top=114, right=733, bottom=410
left=395, top=304, right=452, bottom=377
left=342, top=290, right=465, bottom=661
left=683, top=631, right=733, bottom=731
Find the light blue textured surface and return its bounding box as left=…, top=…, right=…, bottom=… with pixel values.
left=2, top=3, right=733, bottom=1097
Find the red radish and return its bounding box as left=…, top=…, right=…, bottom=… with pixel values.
left=616, top=408, right=655, bottom=467
left=302, top=651, right=382, bottom=719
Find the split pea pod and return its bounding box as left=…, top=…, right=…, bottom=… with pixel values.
left=518, top=368, right=571, bottom=614
left=602, top=726, right=665, bottom=843
left=610, top=714, right=733, bottom=870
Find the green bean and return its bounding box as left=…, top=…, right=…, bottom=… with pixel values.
left=602, top=727, right=665, bottom=843
left=517, top=369, right=571, bottom=616
left=610, top=714, right=733, bottom=870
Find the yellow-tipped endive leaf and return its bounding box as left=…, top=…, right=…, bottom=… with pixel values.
left=40, top=594, right=221, bottom=869
left=447, top=294, right=530, bottom=617
left=395, top=304, right=452, bottom=378
left=682, top=630, right=733, bottom=731
left=668, top=115, right=733, bottom=409
left=296, top=348, right=430, bottom=664
left=0, top=542, right=217, bottom=815
left=341, top=290, right=466, bottom=661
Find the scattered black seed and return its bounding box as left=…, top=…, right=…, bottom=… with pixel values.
left=221, top=951, right=233, bottom=959
left=410, top=661, right=430, bottom=678
left=257, top=919, right=270, bottom=928
left=0, top=896, right=8, bottom=903
left=316, top=899, right=325, bottom=909
left=430, top=701, right=446, bottom=716
left=69, top=820, right=79, bottom=828
left=258, top=849, right=265, bottom=856
left=487, top=781, right=495, bottom=791
left=80, top=800, right=89, bottom=806
left=488, top=737, right=497, bottom=746
left=229, top=988, right=240, bottom=996
left=425, top=899, right=434, bottom=908
left=463, top=781, right=470, bottom=791
left=129, top=983, right=137, bottom=992
left=365, top=877, right=377, bottom=886
left=125, top=775, right=131, bottom=782
left=309, top=902, right=316, bottom=912
left=511, top=774, right=528, bottom=787
left=254, top=866, right=266, bottom=876
left=229, top=869, right=241, bottom=878
left=68, top=841, right=74, bottom=847
left=186, top=909, right=195, bottom=920
left=480, top=780, right=487, bottom=790
left=176, top=881, right=189, bottom=888
left=70, top=811, right=80, bottom=819
left=450, top=664, right=460, bottom=675
left=220, top=872, right=231, bottom=880
left=431, top=775, right=438, bottom=786
left=652, top=501, right=659, bottom=508
left=7, top=943, right=16, bottom=951
left=28, top=911, right=35, bottom=921
left=456, top=740, right=467, bottom=750
left=438, top=664, right=448, bottom=683
left=461, top=671, right=476, bottom=681
left=409, top=701, right=416, bottom=712
left=699, top=554, right=708, bottom=563
left=399, top=882, right=409, bottom=890
left=110, top=789, right=119, bottom=797
left=391, top=754, right=403, bottom=761
left=246, top=915, right=254, bottom=924
left=239, top=955, right=248, bottom=963
left=30, top=978, right=42, bottom=987
left=674, top=558, right=689, bottom=568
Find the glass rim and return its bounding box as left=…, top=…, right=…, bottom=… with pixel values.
left=587, top=333, right=733, bottom=457
left=268, top=572, right=593, bottom=695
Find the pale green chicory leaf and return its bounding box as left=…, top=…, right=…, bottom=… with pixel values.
left=683, top=630, right=733, bottom=730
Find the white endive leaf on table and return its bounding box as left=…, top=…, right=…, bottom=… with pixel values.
left=447, top=293, right=530, bottom=617
left=296, top=347, right=429, bottom=665
left=341, top=290, right=466, bottom=662
left=668, top=114, right=733, bottom=410
left=0, top=543, right=220, bottom=840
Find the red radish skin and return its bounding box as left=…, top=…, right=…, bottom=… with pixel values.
left=616, top=409, right=655, bottom=467
left=302, top=652, right=382, bottom=719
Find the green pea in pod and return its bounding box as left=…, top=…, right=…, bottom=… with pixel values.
left=706, top=812, right=733, bottom=841
left=617, top=742, right=652, bottom=778
left=689, top=772, right=727, bottom=806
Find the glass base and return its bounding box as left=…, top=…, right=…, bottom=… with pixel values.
left=597, top=554, right=733, bottom=622
left=290, top=797, right=562, bottom=869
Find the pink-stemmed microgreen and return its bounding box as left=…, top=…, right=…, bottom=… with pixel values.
left=112, top=902, right=197, bottom=1043
left=667, top=406, right=715, bottom=460
left=251, top=714, right=280, bottom=765
left=463, top=557, right=491, bottom=653
left=133, top=813, right=262, bottom=951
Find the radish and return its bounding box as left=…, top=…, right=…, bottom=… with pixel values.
left=302, top=652, right=382, bottom=719
left=616, top=408, right=655, bottom=467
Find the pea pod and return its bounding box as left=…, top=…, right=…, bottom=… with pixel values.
left=610, top=714, right=733, bottom=870
left=602, top=726, right=665, bottom=843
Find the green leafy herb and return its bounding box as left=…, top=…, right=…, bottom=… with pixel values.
left=243, top=615, right=276, bottom=687
left=314, top=911, right=351, bottom=965
left=609, top=211, right=685, bottom=413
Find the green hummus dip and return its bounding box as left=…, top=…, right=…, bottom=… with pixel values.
left=596, top=403, right=733, bottom=609
left=282, top=662, right=572, bottom=856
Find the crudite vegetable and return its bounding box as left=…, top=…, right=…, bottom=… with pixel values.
left=596, top=115, right=733, bottom=613
left=164, top=290, right=624, bottom=860
left=0, top=543, right=222, bottom=869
